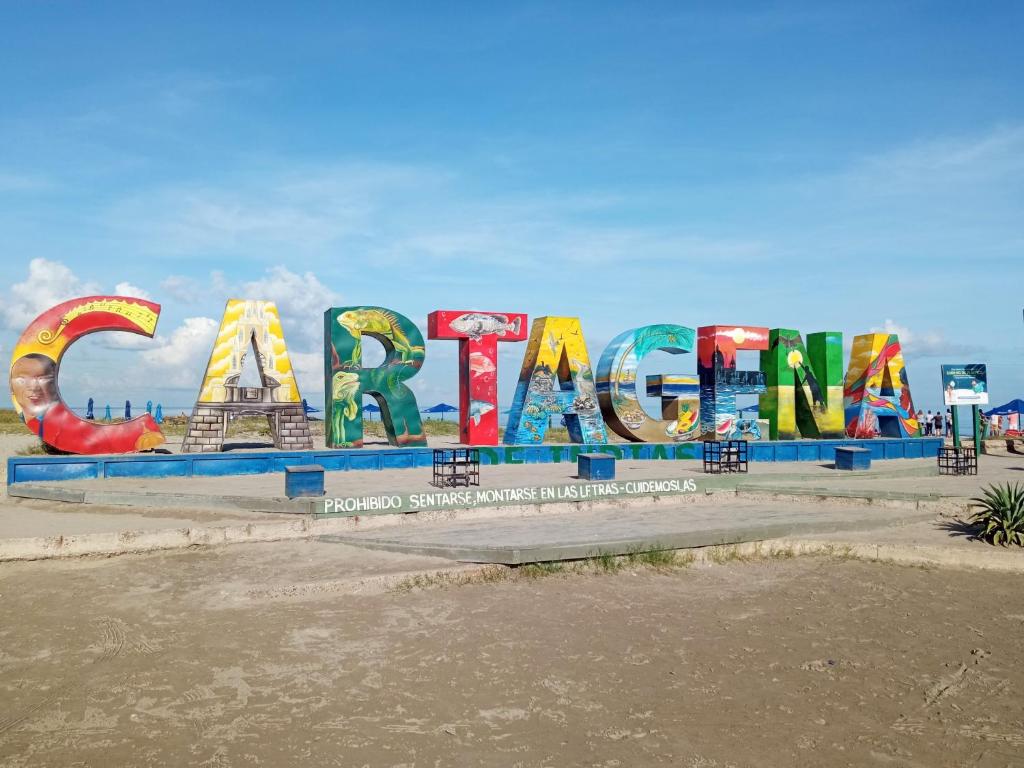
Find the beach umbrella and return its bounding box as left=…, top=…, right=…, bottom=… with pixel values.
left=422, top=403, right=458, bottom=421
left=104, top=404, right=111, bottom=421
left=363, top=403, right=382, bottom=421
left=146, top=400, right=153, bottom=415
left=154, top=404, right=164, bottom=424
left=124, top=400, right=131, bottom=419
left=86, top=397, right=95, bottom=420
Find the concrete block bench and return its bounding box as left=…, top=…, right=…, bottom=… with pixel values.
left=285, top=464, right=325, bottom=498
left=835, top=447, right=871, bottom=471
left=578, top=453, right=615, bottom=481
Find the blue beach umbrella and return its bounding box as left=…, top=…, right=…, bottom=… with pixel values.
left=104, top=404, right=112, bottom=421
left=154, top=404, right=164, bottom=424
left=86, top=397, right=95, bottom=420
left=363, top=403, right=382, bottom=421
left=422, top=403, right=458, bottom=421
left=124, top=400, right=132, bottom=419
left=146, top=400, right=153, bottom=415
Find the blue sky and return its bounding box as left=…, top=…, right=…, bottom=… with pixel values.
left=1, top=2, right=1022, bottom=416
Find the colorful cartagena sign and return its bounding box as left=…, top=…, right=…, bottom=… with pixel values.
left=9, top=293, right=941, bottom=454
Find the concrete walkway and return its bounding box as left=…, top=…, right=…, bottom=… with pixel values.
left=321, top=499, right=939, bottom=564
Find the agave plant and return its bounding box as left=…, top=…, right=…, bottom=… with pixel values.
left=969, top=482, right=1024, bottom=546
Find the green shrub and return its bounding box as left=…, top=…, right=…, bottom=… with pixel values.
left=969, top=482, right=1024, bottom=547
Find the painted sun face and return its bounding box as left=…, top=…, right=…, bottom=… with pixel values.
left=10, top=355, right=58, bottom=418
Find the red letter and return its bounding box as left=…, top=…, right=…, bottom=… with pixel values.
left=427, top=310, right=528, bottom=445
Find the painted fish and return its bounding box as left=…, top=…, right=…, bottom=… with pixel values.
left=469, top=399, right=496, bottom=425
left=468, top=352, right=496, bottom=377
left=449, top=313, right=522, bottom=341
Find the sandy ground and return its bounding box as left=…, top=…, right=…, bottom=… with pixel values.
left=1, top=542, right=1023, bottom=767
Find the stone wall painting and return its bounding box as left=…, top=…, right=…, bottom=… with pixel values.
left=844, top=333, right=920, bottom=438
left=759, top=329, right=845, bottom=440
left=697, top=325, right=769, bottom=439
left=9, top=295, right=165, bottom=454
left=324, top=306, right=426, bottom=449
left=427, top=310, right=528, bottom=445
left=503, top=316, right=606, bottom=445
left=596, top=324, right=698, bottom=442
left=182, top=299, right=313, bottom=452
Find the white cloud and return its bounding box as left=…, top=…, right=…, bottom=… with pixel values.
left=1, top=257, right=102, bottom=330
left=113, top=281, right=152, bottom=301
left=288, top=350, right=324, bottom=396
left=141, top=316, right=220, bottom=388
left=159, top=275, right=201, bottom=303
left=870, top=319, right=981, bottom=358
left=241, top=266, right=340, bottom=347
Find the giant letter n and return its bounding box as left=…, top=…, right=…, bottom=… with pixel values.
left=760, top=329, right=844, bottom=440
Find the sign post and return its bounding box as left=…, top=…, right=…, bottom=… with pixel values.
left=941, top=364, right=988, bottom=450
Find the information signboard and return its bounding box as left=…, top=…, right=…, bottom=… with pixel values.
left=941, top=364, right=988, bottom=406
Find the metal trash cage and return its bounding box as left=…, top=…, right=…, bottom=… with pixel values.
left=702, top=439, right=749, bottom=474
left=937, top=446, right=977, bottom=476
left=432, top=448, right=481, bottom=488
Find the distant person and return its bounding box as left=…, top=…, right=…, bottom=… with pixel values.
left=932, top=411, right=942, bottom=436
left=946, top=409, right=953, bottom=436
left=925, top=409, right=933, bottom=436
left=916, top=409, right=925, bottom=434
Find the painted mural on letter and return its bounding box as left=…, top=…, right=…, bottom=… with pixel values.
left=182, top=299, right=313, bottom=452
left=843, top=333, right=920, bottom=438
left=595, top=324, right=698, bottom=443
left=759, top=329, right=844, bottom=440
left=503, top=316, right=606, bottom=445
left=9, top=295, right=166, bottom=454
left=645, top=374, right=701, bottom=442
left=697, top=325, right=769, bottom=439
left=325, top=306, right=426, bottom=449
left=428, top=310, right=527, bottom=445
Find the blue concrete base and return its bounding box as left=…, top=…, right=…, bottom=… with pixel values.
left=7, top=438, right=944, bottom=486
left=578, top=453, right=615, bottom=481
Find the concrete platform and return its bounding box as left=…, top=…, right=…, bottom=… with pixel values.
left=321, top=500, right=940, bottom=564
left=6, top=458, right=947, bottom=515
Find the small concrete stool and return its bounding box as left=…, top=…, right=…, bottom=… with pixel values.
left=285, top=464, right=325, bottom=498
left=578, top=453, right=615, bottom=481
left=835, top=447, right=871, bottom=471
